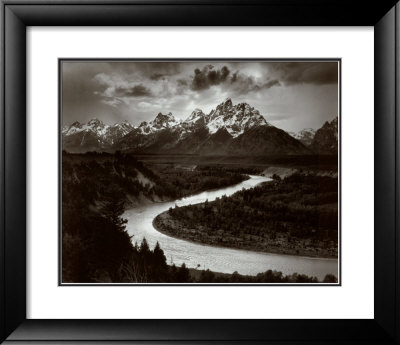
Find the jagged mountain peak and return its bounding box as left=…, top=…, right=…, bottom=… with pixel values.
left=87, top=118, right=104, bottom=127
left=185, top=108, right=206, bottom=123
left=310, top=116, right=338, bottom=154
left=155, top=112, right=181, bottom=125
left=63, top=99, right=314, bottom=156
left=137, top=111, right=182, bottom=135
left=330, top=116, right=338, bottom=126
left=221, top=97, right=233, bottom=108
left=62, top=118, right=136, bottom=151
left=153, top=112, right=180, bottom=124
left=70, top=121, right=82, bottom=127
left=191, top=108, right=205, bottom=116
left=319, top=116, right=338, bottom=136
left=289, top=128, right=316, bottom=147
left=113, top=120, right=133, bottom=128
left=110, top=121, right=135, bottom=138
left=207, top=99, right=269, bottom=137
left=212, top=98, right=233, bottom=114
left=156, top=111, right=172, bottom=118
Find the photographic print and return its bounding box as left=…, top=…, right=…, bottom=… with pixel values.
left=61, top=60, right=340, bottom=284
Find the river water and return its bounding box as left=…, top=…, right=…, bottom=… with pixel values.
left=124, top=175, right=338, bottom=280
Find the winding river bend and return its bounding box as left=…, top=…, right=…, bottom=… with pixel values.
left=124, top=175, right=338, bottom=280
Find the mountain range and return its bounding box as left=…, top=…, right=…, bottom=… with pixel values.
left=62, top=119, right=135, bottom=152
left=288, top=128, right=316, bottom=147
left=310, top=117, right=338, bottom=154
left=62, top=99, right=338, bottom=155
left=289, top=117, right=338, bottom=154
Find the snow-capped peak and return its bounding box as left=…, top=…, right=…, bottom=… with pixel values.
left=289, top=128, right=316, bottom=146
left=113, top=120, right=134, bottom=129
left=185, top=108, right=206, bottom=123
left=111, top=121, right=135, bottom=137
left=87, top=118, right=104, bottom=127
left=153, top=112, right=181, bottom=128
left=290, top=128, right=316, bottom=139
left=206, top=99, right=269, bottom=137
left=84, top=118, right=108, bottom=136
left=137, top=112, right=182, bottom=135
left=63, top=118, right=135, bottom=144
left=63, top=100, right=273, bottom=151
left=222, top=98, right=233, bottom=108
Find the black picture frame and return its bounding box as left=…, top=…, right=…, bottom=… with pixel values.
left=0, top=0, right=399, bottom=343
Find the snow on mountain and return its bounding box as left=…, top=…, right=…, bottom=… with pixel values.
left=63, top=121, right=84, bottom=136
left=137, top=112, right=182, bottom=135
left=62, top=118, right=136, bottom=150
left=64, top=99, right=269, bottom=148
left=206, top=98, right=269, bottom=137
left=106, top=121, right=136, bottom=144
left=179, top=99, right=269, bottom=140
left=113, top=121, right=136, bottom=136
left=183, top=109, right=207, bottom=129
left=62, top=124, right=71, bottom=135
left=185, top=109, right=206, bottom=124
left=289, top=128, right=316, bottom=147
left=63, top=99, right=317, bottom=155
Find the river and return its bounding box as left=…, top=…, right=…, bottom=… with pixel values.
left=124, top=175, right=338, bottom=281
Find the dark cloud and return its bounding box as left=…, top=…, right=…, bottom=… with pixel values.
left=191, top=65, right=231, bottom=91
left=270, top=62, right=338, bottom=85
left=115, top=84, right=152, bottom=97
left=190, top=64, right=281, bottom=94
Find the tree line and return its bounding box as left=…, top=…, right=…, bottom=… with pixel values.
left=196, top=269, right=337, bottom=283
left=62, top=151, right=337, bottom=282
left=156, top=172, right=338, bottom=258
left=62, top=151, right=193, bottom=282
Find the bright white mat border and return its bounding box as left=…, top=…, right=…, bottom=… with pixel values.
left=27, top=27, right=374, bottom=319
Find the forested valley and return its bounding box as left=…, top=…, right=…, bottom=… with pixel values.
left=62, top=151, right=337, bottom=283
left=62, top=151, right=247, bottom=282
left=154, top=173, right=338, bottom=258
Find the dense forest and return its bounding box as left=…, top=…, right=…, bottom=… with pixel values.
left=62, top=151, right=337, bottom=282
left=192, top=268, right=337, bottom=283
left=154, top=173, right=338, bottom=258
left=62, top=151, right=248, bottom=204
left=149, top=164, right=249, bottom=199
left=62, top=151, right=247, bottom=282
left=62, top=153, right=196, bottom=282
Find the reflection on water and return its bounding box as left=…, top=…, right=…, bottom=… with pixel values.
left=124, top=175, right=338, bottom=280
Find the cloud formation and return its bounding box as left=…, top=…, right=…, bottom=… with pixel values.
left=189, top=64, right=282, bottom=95
left=191, top=65, right=231, bottom=90
left=115, top=84, right=152, bottom=97
left=62, top=61, right=339, bottom=132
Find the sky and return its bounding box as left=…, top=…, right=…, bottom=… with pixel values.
left=61, top=60, right=339, bottom=132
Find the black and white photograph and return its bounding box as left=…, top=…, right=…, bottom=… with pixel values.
left=61, top=60, right=340, bottom=284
